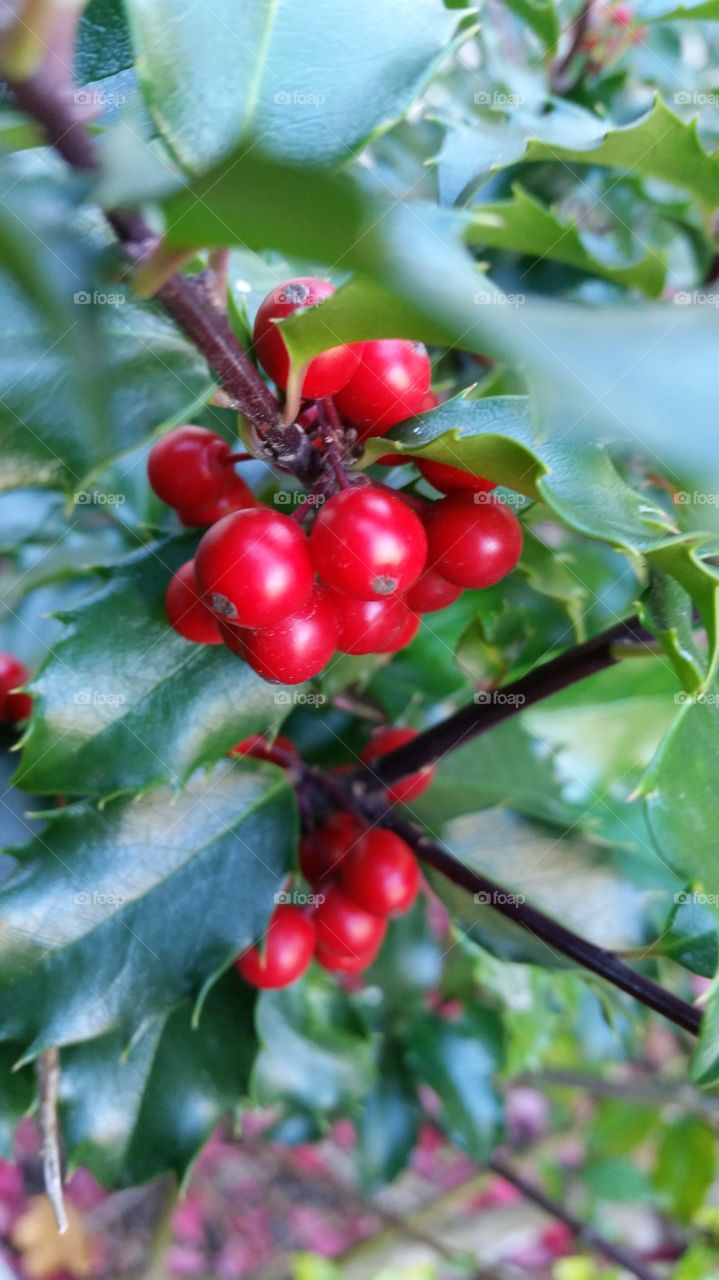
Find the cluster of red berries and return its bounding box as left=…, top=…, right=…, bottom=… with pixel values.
left=0, top=654, right=32, bottom=726
left=232, top=730, right=433, bottom=989
left=149, top=277, right=523, bottom=685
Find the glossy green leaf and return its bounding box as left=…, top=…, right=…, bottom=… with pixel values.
left=653, top=1117, right=716, bottom=1220
left=406, top=1007, right=504, bottom=1158
left=499, top=0, right=559, bottom=48
left=656, top=895, right=718, bottom=977
left=0, top=761, right=295, bottom=1056
left=356, top=1048, right=420, bottom=1190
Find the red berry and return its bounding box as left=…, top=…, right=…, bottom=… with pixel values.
left=314, top=885, right=387, bottom=957
left=0, top=654, right=32, bottom=724
left=240, top=586, right=338, bottom=684
left=405, top=567, right=462, bottom=614
left=394, top=607, right=420, bottom=649
left=341, top=828, right=420, bottom=916
left=236, top=905, right=315, bottom=989
left=426, top=495, right=523, bottom=589
left=195, top=507, right=314, bottom=627
left=329, top=592, right=415, bottom=655
left=361, top=727, right=435, bottom=805
left=165, top=560, right=223, bottom=645
left=230, top=734, right=297, bottom=765
left=148, top=426, right=232, bottom=510
left=300, top=812, right=362, bottom=885
left=315, top=938, right=381, bottom=974
left=417, top=458, right=496, bottom=495
left=310, top=486, right=427, bottom=600
left=334, top=340, right=431, bottom=439
left=375, top=392, right=440, bottom=464
left=253, top=278, right=359, bottom=398
left=178, top=474, right=255, bottom=526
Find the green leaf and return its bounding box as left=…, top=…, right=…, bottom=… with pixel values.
left=499, top=0, right=559, bottom=48
left=14, top=537, right=301, bottom=798
left=468, top=185, right=666, bottom=296
left=691, top=981, right=719, bottom=1085
left=61, top=974, right=257, bottom=1187
left=0, top=761, right=295, bottom=1055
left=253, top=970, right=375, bottom=1113
left=653, top=1117, right=716, bottom=1220
left=406, top=1007, right=504, bottom=1158
left=124, top=0, right=463, bottom=170
left=0, top=1044, right=33, bottom=1158
left=656, top=895, right=718, bottom=977
left=356, top=1048, right=420, bottom=1190
left=76, top=0, right=133, bottom=84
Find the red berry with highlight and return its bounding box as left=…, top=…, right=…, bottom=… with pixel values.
left=148, top=426, right=232, bottom=510
left=253, top=278, right=359, bottom=398
left=178, top=474, right=255, bottom=526
left=329, top=592, right=415, bottom=655
left=342, top=828, right=420, bottom=916
left=0, top=654, right=32, bottom=724
left=310, top=485, right=427, bottom=600
left=236, top=905, right=316, bottom=989
left=427, top=495, right=523, bottom=589
left=315, top=938, right=381, bottom=974
left=405, top=567, right=462, bottom=614
left=361, top=727, right=435, bottom=805
left=334, top=340, right=431, bottom=438
left=314, top=885, right=387, bottom=957
left=417, top=458, right=496, bottom=495
left=240, top=586, right=338, bottom=684
left=165, top=560, right=223, bottom=645
left=195, top=507, right=314, bottom=628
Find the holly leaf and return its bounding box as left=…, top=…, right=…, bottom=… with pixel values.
left=653, top=1117, right=716, bottom=1221
left=61, top=974, right=257, bottom=1187
left=0, top=760, right=295, bottom=1056
left=124, top=0, right=464, bottom=170
left=406, top=1007, right=504, bottom=1159
left=655, top=895, right=718, bottom=978
left=356, top=1048, right=420, bottom=1190
left=499, top=0, right=559, bottom=48
left=0, top=1044, right=32, bottom=1158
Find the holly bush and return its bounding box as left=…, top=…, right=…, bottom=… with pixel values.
left=1, top=0, right=719, bottom=1273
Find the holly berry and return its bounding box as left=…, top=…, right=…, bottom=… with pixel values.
left=195, top=507, right=314, bottom=627
left=330, top=592, right=415, bottom=655
left=148, top=426, right=232, bottom=510
left=253, top=278, right=359, bottom=398
left=237, top=586, right=338, bottom=684
left=310, top=485, right=427, bottom=599
left=426, top=495, right=523, bottom=588
left=341, top=828, right=420, bottom=916
left=334, top=340, right=431, bottom=438
left=165, top=560, right=223, bottom=645
left=361, top=727, right=435, bottom=805
left=314, top=884, right=387, bottom=957
left=300, top=812, right=362, bottom=885
left=394, top=607, right=420, bottom=650
left=417, top=458, right=496, bottom=495
left=230, top=734, right=297, bottom=766
left=236, top=905, right=316, bottom=989
left=0, top=654, right=32, bottom=724
left=405, top=567, right=462, bottom=614
left=178, top=474, right=255, bottom=527
left=315, top=938, right=381, bottom=974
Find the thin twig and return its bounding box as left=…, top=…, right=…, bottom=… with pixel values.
left=37, top=1049, right=67, bottom=1235
left=551, top=0, right=593, bottom=94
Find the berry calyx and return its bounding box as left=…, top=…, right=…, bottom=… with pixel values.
left=178, top=474, right=256, bottom=526
left=0, top=653, right=32, bottom=724
left=361, top=727, right=435, bottom=805
left=236, top=905, right=316, bottom=989
left=341, top=828, right=420, bottom=916
left=238, top=586, right=338, bottom=684
left=334, top=340, right=431, bottom=438
left=417, top=458, right=496, bottom=495
left=426, top=495, right=523, bottom=589
left=315, top=938, right=381, bottom=974
left=194, top=507, right=314, bottom=627
left=300, top=812, right=362, bottom=885
left=165, top=560, right=223, bottom=645
left=329, top=592, right=415, bottom=655
left=230, top=734, right=298, bottom=766
left=310, top=485, right=427, bottom=599
left=314, top=885, right=387, bottom=957
left=148, top=426, right=232, bottom=510
left=405, top=567, right=462, bottom=614
left=253, top=278, right=359, bottom=398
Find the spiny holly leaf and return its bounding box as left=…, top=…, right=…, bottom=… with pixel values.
left=634, top=0, right=719, bottom=18
left=0, top=761, right=295, bottom=1057
left=124, top=0, right=464, bottom=171
left=406, top=1007, right=505, bottom=1159
left=14, top=537, right=301, bottom=798
left=499, top=0, right=559, bottom=48
left=437, top=97, right=719, bottom=207
left=61, top=974, right=257, bottom=1188
left=655, top=896, right=718, bottom=978
left=0, top=1045, right=33, bottom=1158
left=76, top=0, right=133, bottom=84
left=467, top=185, right=666, bottom=296
left=253, top=969, right=375, bottom=1114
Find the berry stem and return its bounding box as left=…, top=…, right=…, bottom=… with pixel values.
left=224, top=451, right=254, bottom=464
left=317, top=399, right=352, bottom=490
